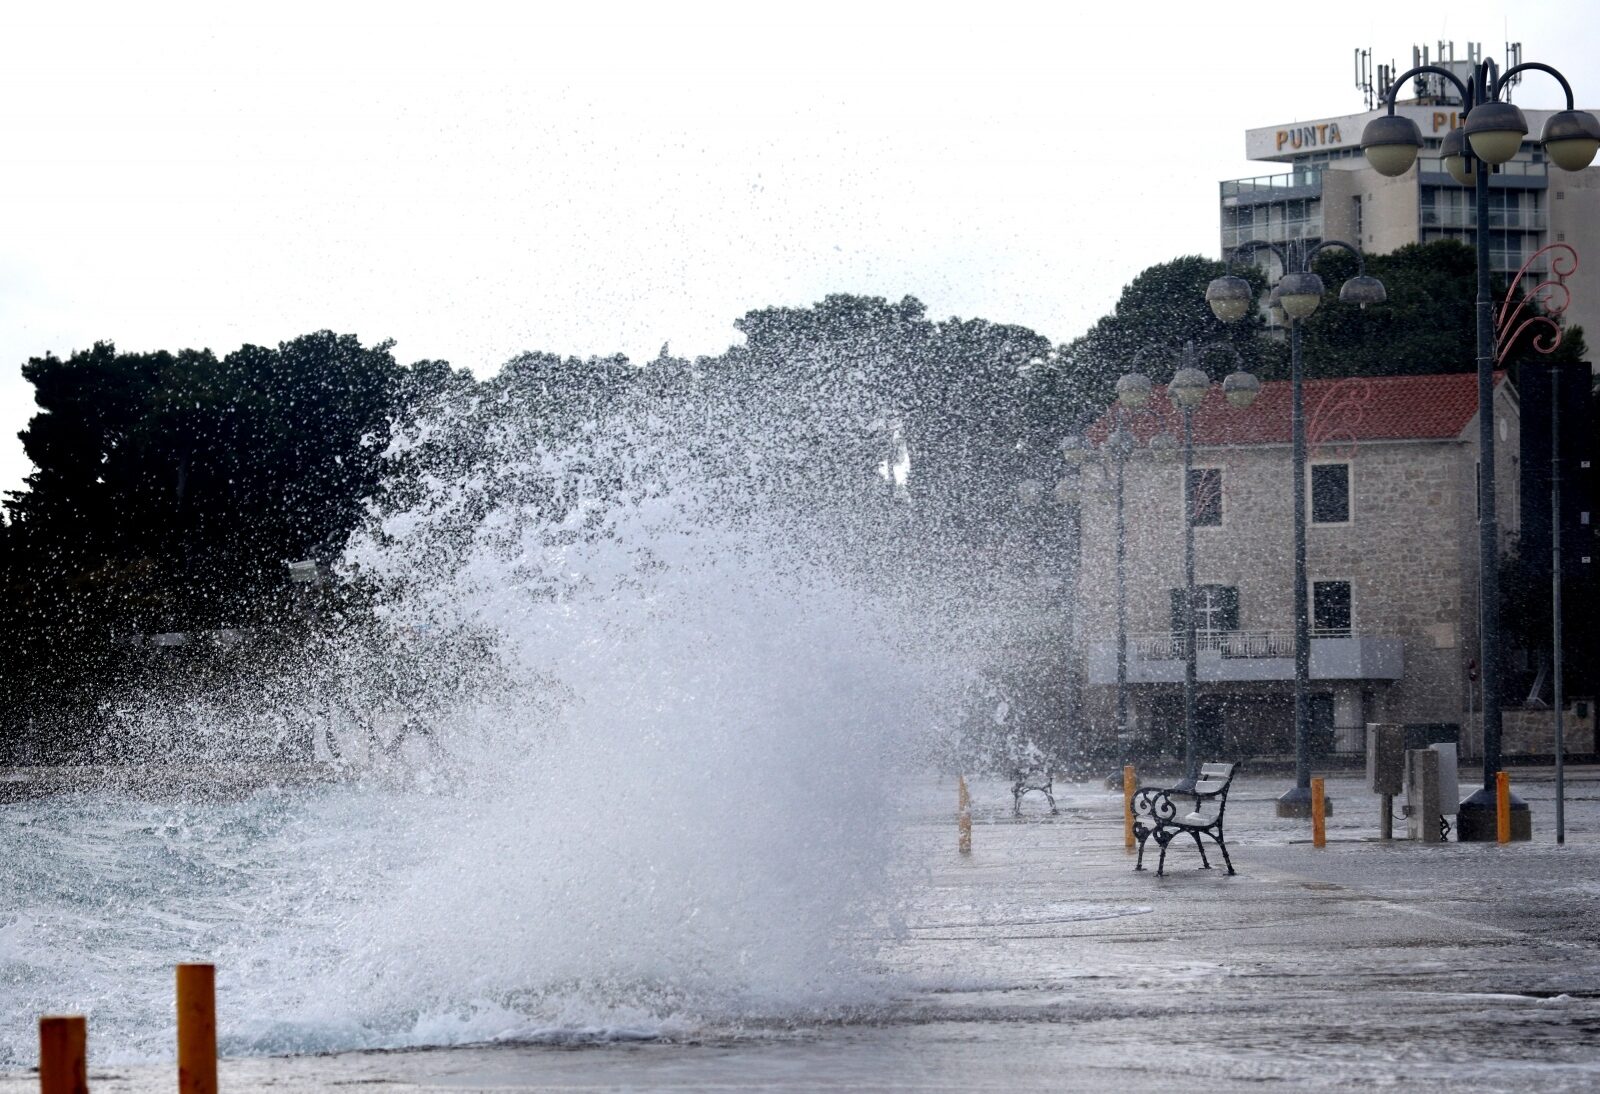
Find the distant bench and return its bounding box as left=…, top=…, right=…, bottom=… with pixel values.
left=1010, top=768, right=1058, bottom=817
left=1130, top=762, right=1238, bottom=877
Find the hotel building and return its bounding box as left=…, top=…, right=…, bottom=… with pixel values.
left=1219, top=49, right=1600, bottom=348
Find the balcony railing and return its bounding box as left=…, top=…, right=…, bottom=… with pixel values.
left=1221, top=220, right=1323, bottom=248
left=1220, top=170, right=1323, bottom=203
left=1090, top=628, right=1404, bottom=684
left=1420, top=208, right=1547, bottom=231
left=1129, top=629, right=1359, bottom=661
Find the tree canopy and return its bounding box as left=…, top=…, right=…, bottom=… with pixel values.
left=1, top=254, right=1588, bottom=760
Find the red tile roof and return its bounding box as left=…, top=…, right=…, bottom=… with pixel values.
left=1086, top=372, right=1505, bottom=448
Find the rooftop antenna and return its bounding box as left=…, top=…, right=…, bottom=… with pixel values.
left=1355, top=48, right=1375, bottom=110
left=1503, top=41, right=1523, bottom=100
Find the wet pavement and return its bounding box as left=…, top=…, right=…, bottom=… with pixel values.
left=8, top=767, right=1600, bottom=1091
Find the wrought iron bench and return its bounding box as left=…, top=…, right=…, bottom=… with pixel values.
left=1131, top=762, right=1238, bottom=877
left=1011, top=767, right=1058, bottom=816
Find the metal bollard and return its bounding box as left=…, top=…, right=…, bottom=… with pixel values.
left=957, top=775, right=972, bottom=856
left=1496, top=771, right=1511, bottom=845
left=1311, top=778, right=1326, bottom=848
left=176, top=964, right=217, bottom=1094
left=38, top=1016, right=87, bottom=1094
left=1123, top=765, right=1137, bottom=850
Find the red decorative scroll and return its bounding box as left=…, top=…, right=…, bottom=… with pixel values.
left=1495, top=242, right=1578, bottom=364
left=1307, top=377, right=1377, bottom=462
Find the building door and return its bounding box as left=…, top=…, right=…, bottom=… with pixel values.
left=1309, top=694, right=1336, bottom=756
left=1196, top=695, right=1227, bottom=757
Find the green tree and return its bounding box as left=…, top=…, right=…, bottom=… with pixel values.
left=1057, top=256, right=1277, bottom=416
left=1301, top=239, right=1587, bottom=376
left=2, top=332, right=431, bottom=759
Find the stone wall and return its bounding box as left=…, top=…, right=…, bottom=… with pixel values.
left=1501, top=703, right=1600, bottom=757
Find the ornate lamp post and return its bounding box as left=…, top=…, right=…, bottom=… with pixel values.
left=1059, top=423, right=1149, bottom=784
left=1016, top=472, right=1078, bottom=771
left=1207, top=242, right=1386, bottom=818
left=1117, top=343, right=1259, bottom=791
left=1360, top=56, right=1599, bottom=841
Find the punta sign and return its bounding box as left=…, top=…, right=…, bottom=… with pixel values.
left=1247, top=106, right=1496, bottom=161
left=1276, top=122, right=1344, bottom=152
left=1272, top=112, right=1457, bottom=152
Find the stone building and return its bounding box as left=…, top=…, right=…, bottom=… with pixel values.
left=1076, top=371, right=1518, bottom=761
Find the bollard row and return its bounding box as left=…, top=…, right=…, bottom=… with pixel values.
left=37, top=963, right=217, bottom=1094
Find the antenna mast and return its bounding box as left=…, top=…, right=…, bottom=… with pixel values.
left=1354, top=48, right=1375, bottom=110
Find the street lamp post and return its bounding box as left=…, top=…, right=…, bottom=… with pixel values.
left=1360, top=57, right=1599, bottom=841
left=1117, top=344, right=1259, bottom=791
left=1060, top=423, right=1142, bottom=783
left=1207, top=242, right=1386, bottom=819
left=1551, top=369, right=1566, bottom=844
left=1016, top=473, right=1078, bottom=772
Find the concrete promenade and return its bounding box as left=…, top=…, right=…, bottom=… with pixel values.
left=7, top=768, right=1600, bottom=1091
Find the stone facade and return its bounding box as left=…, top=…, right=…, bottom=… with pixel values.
left=1499, top=704, right=1600, bottom=757
left=1077, top=379, right=1519, bottom=761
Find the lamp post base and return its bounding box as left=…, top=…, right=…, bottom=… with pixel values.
left=1276, top=784, right=1332, bottom=819
left=1457, top=788, right=1533, bottom=842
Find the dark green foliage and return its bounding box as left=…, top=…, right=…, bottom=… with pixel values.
left=1301, top=239, right=1586, bottom=377
left=0, top=333, right=445, bottom=759
left=1058, top=256, right=1278, bottom=408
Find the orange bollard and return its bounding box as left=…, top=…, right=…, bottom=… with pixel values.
left=1123, top=765, right=1137, bottom=850
left=176, top=964, right=217, bottom=1094
left=1311, top=778, right=1326, bottom=848
left=957, top=775, right=972, bottom=856
left=38, top=1015, right=87, bottom=1094
left=1496, top=771, right=1511, bottom=845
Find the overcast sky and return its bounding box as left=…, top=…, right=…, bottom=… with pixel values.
left=3, top=1, right=1597, bottom=500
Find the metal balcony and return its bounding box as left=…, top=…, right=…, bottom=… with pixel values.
left=1087, top=629, right=1405, bottom=685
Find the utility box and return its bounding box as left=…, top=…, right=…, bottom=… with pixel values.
left=1367, top=723, right=1405, bottom=796
left=1429, top=742, right=1460, bottom=816
left=1406, top=748, right=1444, bottom=843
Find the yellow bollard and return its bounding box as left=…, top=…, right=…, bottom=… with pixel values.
left=957, top=775, right=972, bottom=856
left=38, top=1015, right=87, bottom=1094
left=1123, top=765, right=1137, bottom=850
left=1311, top=777, right=1326, bottom=848
left=176, top=964, right=217, bottom=1094
left=1496, top=771, right=1511, bottom=845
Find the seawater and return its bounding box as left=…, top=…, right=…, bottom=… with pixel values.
left=0, top=372, right=1011, bottom=1066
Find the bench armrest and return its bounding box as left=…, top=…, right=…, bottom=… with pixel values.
left=1130, top=787, right=1180, bottom=825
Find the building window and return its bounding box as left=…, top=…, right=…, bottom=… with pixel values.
left=1313, top=580, right=1352, bottom=636
left=1170, top=585, right=1239, bottom=635
left=1311, top=463, right=1351, bottom=523
left=1188, top=468, right=1223, bottom=526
